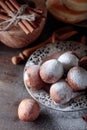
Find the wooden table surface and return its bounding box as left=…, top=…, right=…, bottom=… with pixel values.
left=0, top=13, right=87, bottom=130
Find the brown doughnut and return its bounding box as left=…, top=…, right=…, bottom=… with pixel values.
left=24, top=64, right=46, bottom=90
left=67, top=67, right=87, bottom=91
left=40, top=59, right=64, bottom=84
left=50, top=80, right=73, bottom=104
left=58, top=51, right=79, bottom=72
left=18, top=98, right=40, bottom=122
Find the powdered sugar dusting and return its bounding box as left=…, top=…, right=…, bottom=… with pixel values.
left=40, top=59, right=64, bottom=83
left=24, top=41, right=87, bottom=112
left=68, top=67, right=87, bottom=89
left=50, top=80, right=73, bottom=104
left=24, top=71, right=29, bottom=81
left=44, top=59, right=63, bottom=77
left=58, top=52, right=79, bottom=71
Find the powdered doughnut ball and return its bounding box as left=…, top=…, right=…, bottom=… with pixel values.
left=50, top=80, right=73, bottom=104
left=40, top=59, right=64, bottom=84
left=58, top=51, right=79, bottom=72
left=67, top=67, right=87, bottom=91
left=18, top=99, right=40, bottom=122
left=24, top=64, right=45, bottom=90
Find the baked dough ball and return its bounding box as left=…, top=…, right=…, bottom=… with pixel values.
left=67, top=67, right=87, bottom=91
left=50, top=80, right=73, bottom=104
left=40, top=59, right=64, bottom=84
left=58, top=51, right=79, bottom=72
left=24, top=64, right=46, bottom=90
left=18, top=99, right=40, bottom=122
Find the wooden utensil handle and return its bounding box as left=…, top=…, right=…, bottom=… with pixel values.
left=52, top=26, right=78, bottom=41
left=11, top=37, right=52, bottom=65
left=11, top=25, right=78, bottom=65
left=23, top=38, right=52, bottom=56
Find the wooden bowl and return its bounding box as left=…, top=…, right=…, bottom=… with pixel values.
left=0, top=0, right=47, bottom=48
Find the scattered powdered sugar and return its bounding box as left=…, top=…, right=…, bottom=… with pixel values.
left=50, top=80, right=73, bottom=104
left=58, top=52, right=79, bottom=71
left=68, top=67, right=87, bottom=89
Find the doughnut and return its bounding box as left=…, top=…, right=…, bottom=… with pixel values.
left=40, top=59, right=64, bottom=84
left=67, top=67, right=87, bottom=91
left=50, top=80, right=73, bottom=104
left=24, top=64, right=46, bottom=90
left=58, top=51, right=79, bottom=72
left=18, top=98, right=40, bottom=122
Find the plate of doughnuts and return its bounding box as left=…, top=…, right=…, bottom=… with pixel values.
left=23, top=41, right=87, bottom=116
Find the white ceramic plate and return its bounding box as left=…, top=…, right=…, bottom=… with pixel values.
left=23, top=41, right=87, bottom=114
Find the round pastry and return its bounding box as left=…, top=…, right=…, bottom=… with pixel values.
left=67, top=67, right=87, bottom=91
left=24, top=64, right=46, bottom=90
left=58, top=51, right=79, bottom=72
left=18, top=98, right=40, bottom=122
left=40, top=59, right=64, bottom=84
left=46, top=0, right=87, bottom=23
left=0, top=0, right=47, bottom=48
left=63, top=0, right=87, bottom=12
left=50, top=80, right=73, bottom=104
left=79, top=56, right=87, bottom=70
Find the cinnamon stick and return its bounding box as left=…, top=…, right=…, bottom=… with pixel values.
left=28, top=20, right=38, bottom=29
left=0, top=14, right=10, bottom=20
left=9, top=0, right=19, bottom=9
left=9, top=0, right=34, bottom=32
left=7, top=0, right=32, bottom=33
left=29, top=9, right=41, bottom=21
left=5, top=0, right=16, bottom=12
left=29, top=7, right=43, bottom=15
left=0, top=1, right=11, bottom=14
left=0, top=8, right=7, bottom=14
left=0, top=1, right=29, bottom=34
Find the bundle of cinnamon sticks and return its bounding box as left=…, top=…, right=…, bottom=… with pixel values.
left=0, top=0, right=43, bottom=34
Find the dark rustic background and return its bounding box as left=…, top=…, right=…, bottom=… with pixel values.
left=0, top=3, right=87, bottom=130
